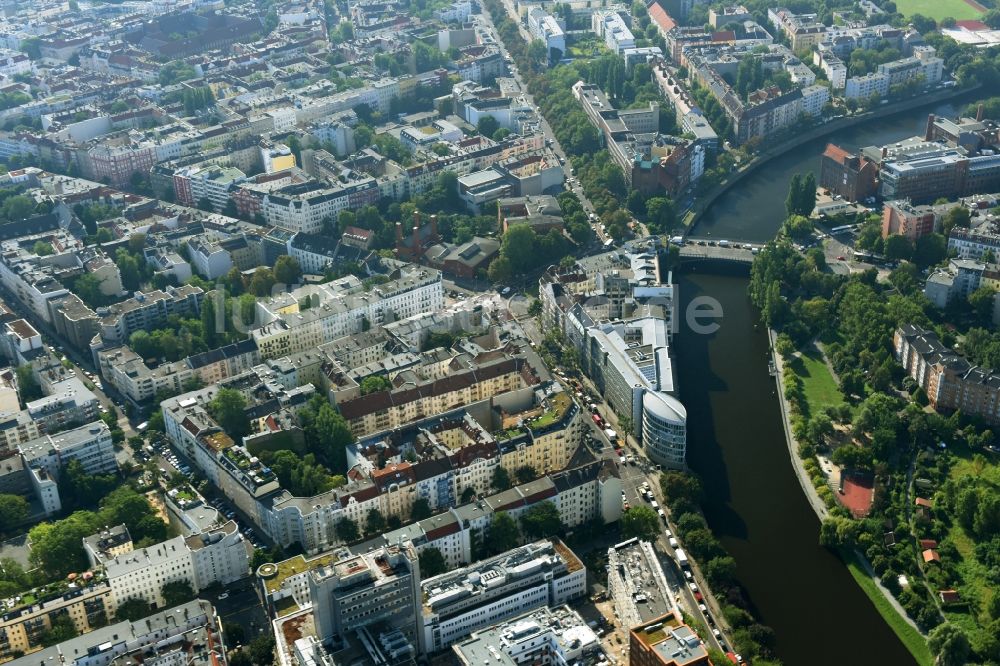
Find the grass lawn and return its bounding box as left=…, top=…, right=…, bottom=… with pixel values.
left=940, top=448, right=999, bottom=649
left=565, top=36, right=610, bottom=58
left=949, top=445, right=1000, bottom=486
left=841, top=549, right=933, bottom=666
left=893, top=0, right=983, bottom=21
left=789, top=349, right=848, bottom=418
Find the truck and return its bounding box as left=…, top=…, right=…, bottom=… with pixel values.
left=675, top=548, right=689, bottom=567
left=592, top=414, right=604, bottom=427
left=603, top=427, right=617, bottom=441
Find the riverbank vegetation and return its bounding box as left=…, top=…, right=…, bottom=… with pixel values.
left=751, top=237, right=1000, bottom=664
left=659, top=471, right=782, bottom=665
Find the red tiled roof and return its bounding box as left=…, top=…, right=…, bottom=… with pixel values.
left=922, top=549, right=940, bottom=563
left=647, top=1, right=676, bottom=32
left=939, top=590, right=960, bottom=603
left=919, top=539, right=938, bottom=549
left=712, top=30, right=736, bottom=41
left=823, top=143, right=851, bottom=164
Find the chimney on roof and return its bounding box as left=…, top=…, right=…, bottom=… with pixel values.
left=881, top=146, right=888, bottom=159
left=430, top=214, right=438, bottom=238
left=925, top=113, right=935, bottom=141
left=976, top=104, right=984, bottom=122
left=395, top=222, right=402, bottom=246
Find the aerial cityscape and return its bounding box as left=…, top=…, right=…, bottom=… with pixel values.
left=0, top=0, right=997, bottom=664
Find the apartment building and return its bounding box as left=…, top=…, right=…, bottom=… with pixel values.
left=923, top=259, right=995, bottom=311
left=25, top=377, right=100, bottom=435
left=92, top=284, right=204, bottom=350
left=895, top=324, right=1000, bottom=424
left=881, top=199, right=953, bottom=240
left=811, top=41, right=849, bottom=82
left=83, top=524, right=133, bottom=567
left=18, top=420, right=115, bottom=478
left=0, top=409, right=40, bottom=458
left=767, top=8, right=827, bottom=50
left=452, top=606, right=604, bottom=666
left=6, top=600, right=225, bottom=666
left=419, top=539, right=586, bottom=653
left=188, top=237, right=234, bottom=280
left=337, top=354, right=537, bottom=436
left=495, top=389, right=584, bottom=477
left=948, top=227, right=1000, bottom=261
left=99, top=338, right=261, bottom=405
left=160, top=383, right=289, bottom=524
left=527, top=9, right=565, bottom=55
left=173, top=165, right=246, bottom=211
left=261, top=178, right=379, bottom=233
left=0, top=580, right=115, bottom=661
left=592, top=11, right=635, bottom=54
left=48, top=293, right=100, bottom=352
left=252, top=266, right=443, bottom=359
left=102, top=523, right=248, bottom=608
left=260, top=452, right=620, bottom=561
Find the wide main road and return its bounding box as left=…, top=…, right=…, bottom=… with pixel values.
left=475, top=5, right=601, bottom=231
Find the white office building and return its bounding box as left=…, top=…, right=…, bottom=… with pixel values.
left=592, top=11, right=635, bottom=54
left=18, top=420, right=115, bottom=478
left=420, top=539, right=586, bottom=653
left=527, top=9, right=566, bottom=56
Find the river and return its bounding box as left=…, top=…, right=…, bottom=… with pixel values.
left=675, top=267, right=914, bottom=665
left=671, top=103, right=976, bottom=664
left=692, top=99, right=966, bottom=242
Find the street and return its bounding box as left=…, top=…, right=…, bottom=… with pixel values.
left=0, top=282, right=138, bottom=458
left=475, top=6, right=605, bottom=244
left=505, top=271, right=734, bottom=655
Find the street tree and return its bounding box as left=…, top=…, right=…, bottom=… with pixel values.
left=621, top=505, right=660, bottom=541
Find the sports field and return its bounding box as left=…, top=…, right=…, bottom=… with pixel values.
left=893, top=0, right=984, bottom=22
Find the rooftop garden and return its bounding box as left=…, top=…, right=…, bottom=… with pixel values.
left=264, top=553, right=335, bottom=594
left=526, top=392, right=572, bottom=431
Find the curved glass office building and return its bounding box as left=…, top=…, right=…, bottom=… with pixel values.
left=641, top=391, right=687, bottom=468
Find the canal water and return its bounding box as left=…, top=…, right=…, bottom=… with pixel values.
left=675, top=267, right=915, bottom=665
left=670, top=101, right=980, bottom=663
left=693, top=99, right=966, bottom=242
